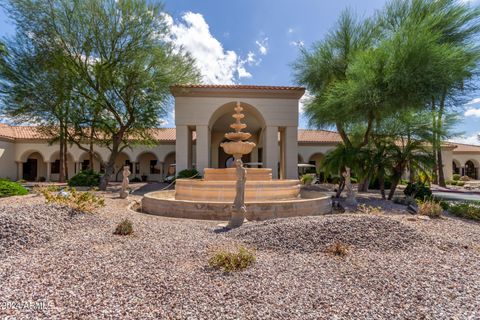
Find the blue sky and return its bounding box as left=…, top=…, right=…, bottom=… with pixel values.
left=1, top=0, right=479, bottom=144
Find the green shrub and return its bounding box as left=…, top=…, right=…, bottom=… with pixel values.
left=445, top=179, right=454, bottom=185
left=38, top=176, right=46, bottom=182
left=452, top=174, right=461, bottom=181
left=456, top=181, right=465, bottom=187
left=208, top=245, right=256, bottom=272
left=114, top=219, right=134, bottom=235
left=369, top=176, right=392, bottom=190
left=399, top=179, right=409, bottom=185
left=418, top=200, right=443, bottom=218
left=301, top=173, right=315, bottom=185
left=448, top=201, right=480, bottom=221
left=40, top=187, right=105, bottom=213
left=404, top=182, right=432, bottom=200
left=450, top=180, right=458, bottom=186
left=177, top=168, right=201, bottom=179
left=68, top=170, right=101, bottom=187
left=460, top=175, right=470, bottom=182
left=0, top=179, right=29, bottom=197
left=350, top=177, right=358, bottom=184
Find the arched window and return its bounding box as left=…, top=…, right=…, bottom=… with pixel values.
left=465, top=160, right=477, bottom=179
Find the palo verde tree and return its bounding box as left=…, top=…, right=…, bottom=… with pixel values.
left=3, top=0, right=200, bottom=189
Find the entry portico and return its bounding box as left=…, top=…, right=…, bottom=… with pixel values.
left=171, top=84, right=305, bottom=179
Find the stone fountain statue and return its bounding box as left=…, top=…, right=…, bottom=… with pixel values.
left=120, top=165, right=131, bottom=199
left=220, top=102, right=256, bottom=228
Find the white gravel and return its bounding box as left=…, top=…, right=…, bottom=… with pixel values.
left=0, top=193, right=479, bottom=319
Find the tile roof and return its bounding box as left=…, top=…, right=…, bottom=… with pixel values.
left=298, top=129, right=342, bottom=143
left=452, top=142, right=480, bottom=153
left=171, top=84, right=305, bottom=91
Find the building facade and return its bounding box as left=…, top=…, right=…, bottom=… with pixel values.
left=0, top=85, right=478, bottom=182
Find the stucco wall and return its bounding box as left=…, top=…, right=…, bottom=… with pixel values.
left=0, top=140, right=17, bottom=180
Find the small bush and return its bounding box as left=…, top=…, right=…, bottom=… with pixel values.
left=459, top=175, right=470, bottom=182
left=404, top=182, right=432, bottom=200
left=452, top=174, right=461, bottom=181
left=350, top=177, right=358, bottom=184
left=114, top=219, right=134, bottom=235
left=369, top=176, right=392, bottom=190
left=456, top=181, right=465, bottom=187
left=448, top=201, right=480, bottom=221
left=0, top=179, right=29, bottom=198
left=177, top=168, right=201, bottom=179
left=68, top=170, right=101, bottom=187
left=39, top=187, right=105, bottom=213
left=418, top=200, right=443, bottom=218
left=208, top=245, right=256, bottom=272
left=38, top=176, right=46, bottom=182
left=445, top=179, right=454, bottom=185
left=357, top=204, right=383, bottom=215
left=325, top=241, right=350, bottom=257
left=392, top=196, right=417, bottom=206
left=301, top=173, right=315, bottom=185
left=399, top=179, right=409, bottom=186
left=450, top=180, right=458, bottom=186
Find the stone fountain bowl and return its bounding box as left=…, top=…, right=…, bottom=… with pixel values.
left=224, top=132, right=251, bottom=141
left=220, top=141, right=256, bottom=155
left=141, top=179, right=332, bottom=221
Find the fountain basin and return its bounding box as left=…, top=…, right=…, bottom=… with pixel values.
left=204, top=168, right=272, bottom=181
left=175, top=179, right=300, bottom=202
left=141, top=190, right=332, bottom=221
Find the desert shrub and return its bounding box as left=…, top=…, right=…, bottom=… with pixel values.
left=40, top=187, right=105, bottom=213
left=325, top=241, right=350, bottom=257
left=114, top=219, right=134, bottom=235
left=448, top=201, right=480, bottom=221
left=392, top=196, right=417, bottom=206
left=418, top=200, right=443, bottom=218
left=68, top=170, right=101, bottom=187
left=445, top=179, right=454, bottom=185
left=38, top=176, right=46, bottom=182
left=357, top=204, right=383, bottom=215
left=460, top=175, right=470, bottom=181
left=450, top=180, right=458, bottom=186
left=208, top=245, right=256, bottom=272
left=456, top=181, right=465, bottom=187
left=404, top=182, right=432, bottom=200
left=301, top=173, right=315, bottom=185
left=177, top=168, right=201, bottom=179
left=452, top=174, right=461, bottom=181
left=0, top=179, right=29, bottom=197
left=399, top=179, right=409, bottom=185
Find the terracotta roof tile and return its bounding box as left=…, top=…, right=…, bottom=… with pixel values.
left=452, top=142, right=480, bottom=153
left=297, top=129, right=342, bottom=143
left=171, top=84, right=305, bottom=91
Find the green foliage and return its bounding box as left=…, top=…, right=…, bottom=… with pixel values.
left=448, top=201, right=480, bottom=221
left=456, top=181, right=465, bottom=187
left=39, top=187, right=105, bottom=213
left=114, top=219, right=134, bottom=235
left=369, top=176, right=392, bottom=190
left=177, top=169, right=201, bottom=179
left=452, top=174, right=461, bottom=181
left=404, top=182, right=432, bottom=200
left=68, top=170, right=101, bottom=187
left=418, top=200, right=443, bottom=218
left=0, top=179, right=28, bottom=197
left=208, top=246, right=256, bottom=272
left=445, top=179, right=454, bottom=185
left=451, top=180, right=458, bottom=186
left=301, top=173, right=315, bottom=185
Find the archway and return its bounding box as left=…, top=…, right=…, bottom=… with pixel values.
left=79, top=152, right=104, bottom=173
left=49, top=151, right=76, bottom=180
left=114, top=152, right=132, bottom=182
left=136, top=152, right=161, bottom=182
left=465, top=160, right=477, bottom=179
left=452, top=159, right=460, bottom=175
left=208, top=102, right=266, bottom=169
left=21, top=151, right=47, bottom=181
left=164, top=152, right=176, bottom=179
left=308, top=153, right=324, bottom=171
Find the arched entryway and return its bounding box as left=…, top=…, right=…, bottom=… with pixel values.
left=308, top=153, right=324, bottom=171
left=114, top=152, right=132, bottom=182
left=465, top=160, right=478, bottom=179
left=20, top=151, right=47, bottom=181
left=452, top=159, right=461, bottom=175
left=49, top=151, right=75, bottom=181
left=78, top=152, right=104, bottom=173
left=136, top=152, right=161, bottom=182
left=164, top=152, right=176, bottom=180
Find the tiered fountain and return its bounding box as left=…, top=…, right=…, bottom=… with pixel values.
left=142, top=102, right=331, bottom=221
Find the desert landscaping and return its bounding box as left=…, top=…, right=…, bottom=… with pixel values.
left=1, top=189, right=479, bottom=319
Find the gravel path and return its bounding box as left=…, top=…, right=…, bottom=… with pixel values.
left=0, top=193, right=479, bottom=319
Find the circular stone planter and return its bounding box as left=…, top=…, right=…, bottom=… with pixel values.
left=141, top=190, right=332, bottom=221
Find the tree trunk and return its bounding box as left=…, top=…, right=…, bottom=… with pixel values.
left=357, top=177, right=370, bottom=192
left=89, top=127, right=95, bottom=169
left=431, top=97, right=438, bottom=185
left=388, top=166, right=404, bottom=200
left=437, top=91, right=446, bottom=187
left=63, top=126, right=69, bottom=180
left=379, top=167, right=386, bottom=200
left=409, top=162, right=415, bottom=183
left=99, top=134, right=122, bottom=190
left=335, top=177, right=345, bottom=198
left=58, top=121, right=65, bottom=183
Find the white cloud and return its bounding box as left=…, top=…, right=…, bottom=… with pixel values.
left=466, top=97, right=480, bottom=105
left=287, top=27, right=294, bottom=34
left=449, top=133, right=480, bottom=146
left=256, top=37, right=269, bottom=55
left=163, top=12, right=254, bottom=84
left=299, top=90, right=313, bottom=114
left=290, top=40, right=305, bottom=47
left=464, top=108, right=480, bottom=117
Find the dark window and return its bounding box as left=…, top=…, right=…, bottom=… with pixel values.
left=51, top=160, right=60, bottom=174
left=82, top=160, right=90, bottom=171
left=150, top=160, right=160, bottom=174
left=125, top=160, right=133, bottom=172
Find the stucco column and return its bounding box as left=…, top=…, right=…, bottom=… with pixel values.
left=175, top=125, right=191, bottom=174
left=16, top=161, right=23, bottom=181
left=195, top=125, right=210, bottom=176
left=264, top=126, right=279, bottom=179
left=284, top=126, right=298, bottom=179
left=46, top=162, right=51, bottom=182
left=132, top=162, right=137, bottom=178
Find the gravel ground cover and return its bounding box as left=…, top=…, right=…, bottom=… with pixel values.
left=0, top=192, right=479, bottom=319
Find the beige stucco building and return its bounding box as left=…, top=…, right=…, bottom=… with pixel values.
left=0, top=84, right=479, bottom=182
